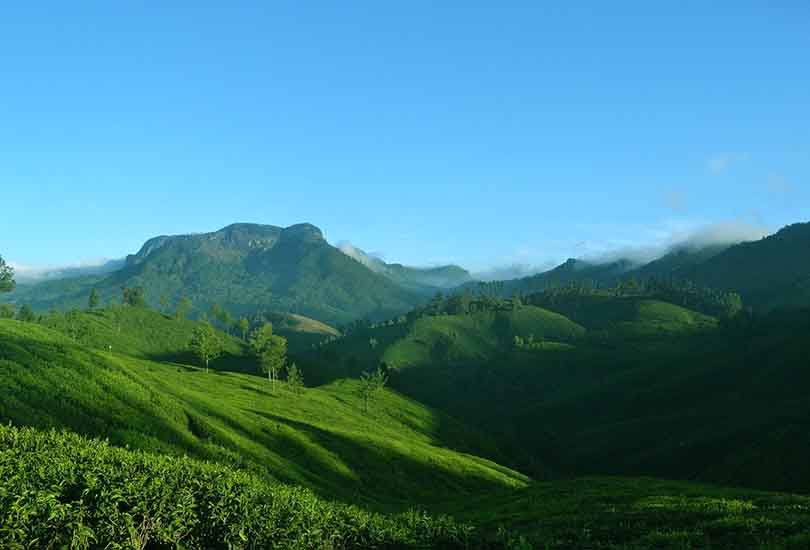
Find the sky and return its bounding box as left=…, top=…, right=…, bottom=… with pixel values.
left=1, top=1, right=808, bottom=275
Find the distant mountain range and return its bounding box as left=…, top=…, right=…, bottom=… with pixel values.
left=5, top=220, right=809, bottom=323
left=4, top=223, right=471, bottom=325
left=468, top=221, right=810, bottom=312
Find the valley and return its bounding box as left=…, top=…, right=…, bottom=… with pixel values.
left=2, top=220, right=810, bottom=547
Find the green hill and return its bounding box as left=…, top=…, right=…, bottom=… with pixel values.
left=0, top=317, right=527, bottom=510
left=2, top=223, right=430, bottom=325
left=304, top=292, right=810, bottom=495
left=258, top=311, right=341, bottom=353
left=300, top=305, right=584, bottom=385
left=448, top=477, right=810, bottom=549
left=36, top=305, right=250, bottom=368
left=675, top=221, right=810, bottom=310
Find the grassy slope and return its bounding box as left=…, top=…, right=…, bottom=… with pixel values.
left=449, top=477, right=810, bottom=549
left=261, top=311, right=341, bottom=353
left=45, top=306, right=243, bottom=356
left=0, top=318, right=527, bottom=511
left=301, top=305, right=585, bottom=385
left=305, top=296, right=810, bottom=495
left=4, top=305, right=810, bottom=547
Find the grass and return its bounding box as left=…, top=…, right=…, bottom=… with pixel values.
left=39, top=306, right=250, bottom=369
left=447, top=477, right=810, bottom=549
left=0, top=317, right=527, bottom=511
left=4, top=302, right=810, bottom=547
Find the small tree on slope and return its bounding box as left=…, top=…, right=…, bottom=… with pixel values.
left=250, top=323, right=287, bottom=393
left=189, top=322, right=222, bottom=373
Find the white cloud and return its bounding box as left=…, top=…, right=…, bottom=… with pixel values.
left=9, top=258, right=122, bottom=282
left=583, top=220, right=770, bottom=265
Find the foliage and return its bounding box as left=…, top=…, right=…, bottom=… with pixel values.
left=176, top=296, right=193, bottom=320
left=0, top=318, right=526, bottom=510
left=16, top=304, right=36, bottom=323
left=286, top=363, right=305, bottom=394
left=0, top=255, right=14, bottom=293
left=448, top=477, right=810, bottom=549
left=0, top=304, right=14, bottom=319
left=189, top=321, right=223, bottom=372
left=0, top=425, right=484, bottom=549
left=122, top=286, right=147, bottom=308
left=88, top=288, right=101, bottom=310
left=250, top=323, right=288, bottom=391
left=358, top=367, right=388, bottom=414
left=238, top=317, right=250, bottom=341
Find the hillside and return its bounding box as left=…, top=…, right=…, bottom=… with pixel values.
left=36, top=305, right=250, bottom=368
left=0, top=425, right=489, bottom=549
left=481, top=258, right=637, bottom=296
left=0, top=317, right=527, bottom=510
left=258, top=311, right=341, bottom=353
left=339, top=243, right=473, bottom=290
left=2, top=223, right=431, bottom=325
left=300, top=305, right=585, bottom=385
left=448, top=477, right=810, bottom=549
left=303, top=293, right=810, bottom=494
left=675, top=222, right=810, bottom=310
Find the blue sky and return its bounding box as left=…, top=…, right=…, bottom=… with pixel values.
left=1, top=2, right=808, bottom=274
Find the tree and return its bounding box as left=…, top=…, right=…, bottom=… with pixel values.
left=0, top=255, right=14, bottom=293
left=0, top=304, right=15, bottom=319
left=189, top=322, right=221, bottom=373
left=122, top=286, right=146, bottom=308
left=286, top=363, right=305, bottom=394
left=176, top=297, right=192, bottom=320
left=250, top=323, right=287, bottom=393
left=210, top=303, right=224, bottom=324
left=238, top=318, right=250, bottom=341
left=64, top=309, right=89, bottom=342
left=88, top=288, right=101, bottom=310
left=358, top=367, right=388, bottom=414
left=16, top=304, right=36, bottom=323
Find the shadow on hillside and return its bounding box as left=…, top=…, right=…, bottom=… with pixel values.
left=245, top=409, right=523, bottom=511
left=144, top=350, right=258, bottom=376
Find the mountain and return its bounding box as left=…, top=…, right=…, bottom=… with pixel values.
left=674, top=222, right=810, bottom=310
left=632, top=243, right=730, bottom=279
left=3, top=223, right=438, bottom=325
left=338, top=243, right=472, bottom=290
left=463, top=221, right=810, bottom=312
left=461, top=257, right=638, bottom=296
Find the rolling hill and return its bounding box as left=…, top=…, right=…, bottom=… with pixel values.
left=302, top=291, right=810, bottom=495
left=0, top=315, right=528, bottom=510
left=4, top=305, right=810, bottom=548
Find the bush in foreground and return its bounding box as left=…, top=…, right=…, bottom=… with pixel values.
left=0, top=425, right=492, bottom=549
